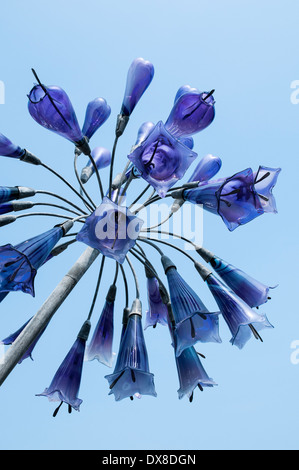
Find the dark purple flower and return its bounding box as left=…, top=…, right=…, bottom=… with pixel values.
left=37, top=321, right=91, bottom=415
left=162, top=256, right=221, bottom=357
left=165, top=88, right=215, bottom=138
left=0, top=133, right=25, bottom=159
left=85, top=285, right=117, bottom=367
left=121, top=58, right=154, bottom=116
left=188, top=154, right=222, bottom=183
left=144, top=275, right=168, bottom=330
left=254, top=166, right=281, bottom=214
left=76, top=197, right=143, bottom=264
left=28, top=84, right=83, bottom=144
left=182, top=168, right=264, bottom=231
left=175, top=346, right=217, bottom=401
left=105, top=301, right=157, bottom=401
left=128, top=121, right=198, bottom=197
left=82, top=98, right=111, bottom=140
left=80, top=147, right=112, bottom=184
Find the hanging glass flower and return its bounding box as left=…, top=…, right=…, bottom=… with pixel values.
left=82, top=98, right=111, bottom=140
left=144, top=273, right=168, bottom=329
left=80, top=147, right=112, bottom=184
left=120, top=58, right=154, bottom=117
left=188, top=154, right=222, bottom=183
left=0, top=133, right=25, bottom=159
left=254, top=166, right=281, bottom=213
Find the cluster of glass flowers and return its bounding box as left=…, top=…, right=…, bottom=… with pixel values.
left=0, top=58, right=280, bottom=416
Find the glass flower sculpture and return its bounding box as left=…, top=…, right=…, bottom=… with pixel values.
left=0, top=60, right=280, bottom=415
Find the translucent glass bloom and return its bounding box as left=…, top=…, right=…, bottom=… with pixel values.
left=162, top=257, right=221, bottom=357
left=82, top=98, right=111, bottom=140
left=28, top=84, right=83, bottom=144
left=182, top=168, right=264, bottom=231
left=0, top=227, right=64, bottom=296
left=209, top=255, right=274, bottom=308
left=77, top=197, right=143, bottom=264
left=121, top=58, right=154, bottom=116
left=165, top=89, right=215, bottom=138
left=105, top=307, right=157, bottom=401
left=128, top=121, right=198, bottom=197
left=205, top=274, right=273, bottom=349
left=145, top=275, right=168, bottom=329
left=80, top=147, right=112, bottom=184
left=85, top=285, right=117, bottom=367
left=133, top=121, right=155, bottom=149
left=37, top=321, right=91, bottom=414
left=254, top=166, right=281, bottom=213
left=188, top=154, right=222, bottom=183
left=0, top=133, right=24, bottom=159
left=1, top=317, right=47, bottom=364
left=176, top=346, right=217, bottom=401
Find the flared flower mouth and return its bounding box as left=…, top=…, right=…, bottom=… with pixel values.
left=28, top=85, right=47, bottom=104
left=0, top=244, right=37, bottom=296
left=37, top=389, right=83, bottom=412
left=105, top=367, right=157, bottom=402
left=231, top=314, right=274, bottom=350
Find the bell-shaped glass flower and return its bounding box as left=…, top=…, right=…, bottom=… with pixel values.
left=121, top=58, right=154, bottom=117
left=76, top=197, right=144, bottom=264
left=0, top=226, right=64, bottom=296
left=37, top=321, right=91, bottom=415
left=82, top=98, right=111, bottom=140
left=80, top=147, right=112, bottom=184
left=128, top=121, right=198, bottom=198
left=205, top=273, right=273, bottom=349
left=188, top=154, right=222, bottom=183
left=162, top=257, right=221, bottom=357
left=85, top=285, right=117, bottom=367
left=183, top=168, right=264, bottom=231
left=0, top=132, right=25, bottom=159
left=105, top=307, right=157, bottom=401
left=254, top=166, right=281, bottom=214
left=144, top=275, right=168, bottom=330
left=165, top=89, right=215, bottom=138
left=1, top=317, right=48, bottom=364
left=176, top=346, right=217, bottom=401
left=209, top=255, right=275, bottom=308
left=28, top=84, right=83, bottom=144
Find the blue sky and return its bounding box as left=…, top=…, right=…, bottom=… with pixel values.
left=0, top=0, right=298, bottom=450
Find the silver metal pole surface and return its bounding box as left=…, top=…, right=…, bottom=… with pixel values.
left=0, top=247, right=99, bottom=386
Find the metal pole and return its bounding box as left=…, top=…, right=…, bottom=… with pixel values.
left=0, top=247, right=99, bottom=386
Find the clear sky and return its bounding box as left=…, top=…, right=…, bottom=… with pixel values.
left=0, top=0, right=298, bottom=451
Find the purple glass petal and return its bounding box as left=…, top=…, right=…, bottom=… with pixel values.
left=210, top=256, right=274, bottom=308
left=88, top=147, right=112, bottom=170
left=128, top=121, right=198, bottom=198
left=37, top=336, right=86, bottom=411
left=121, top=58, right=154, bottom=116
left=0, top=133, right=24, bottom=158
left=176, top=346, right=217, bottom=400
left=174, top=85, right=200, bottom=103
left=82, top=98, right=111, bottom=140
left=86, top=299, right=115, bottom=367
left=134, top=122, right=155, bottom=149
left=165, top=266, right=221, bottom=357
left=0, top=245, right=36, bottom=296
left=189, top=154, right=222, bottom=183
left=28, top=85, right=83, bottom=144
left=165, top=90, right=215, bottom=138
left=254, top=166, right=281, bottom=213
left=145, top=277, right=168, bottom=329
left=105, top=314, right=157, bottom=401
left=178, top=136, right=194, bottom=150
left=76, top=197, right=143, bottom=264
left=206, top=274, right=273, bottom=349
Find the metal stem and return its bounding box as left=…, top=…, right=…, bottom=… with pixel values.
left=0, top=247, right=99, bottom=386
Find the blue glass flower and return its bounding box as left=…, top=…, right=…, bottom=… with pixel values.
left=85, top=285, right=117, bottom=367
left=37, top=321, right=91, bottom=415
left=144, top=275, right=168, bottom=330
left=0, top=133, right=25, bottom=159
left=178, top=136, right=194, bottom=150
left=128, top=121, right=198, bottom=198
left=28, top=84, right=84, bottom=145
left=0, top=186, right=20, bottom=204
left=0, top=226, right=64, bottom=296
left=205, top=273, right=273, bottom=349
left=188, top=154, right=222, bottom=183
left=105, top=302, right=157, bottom=401
left=133, top=121, right=155, bottom=150
left=80, top=147, right=112, bottom=184
left=82, top=98, right=111, bottom=140
left=254, top=166, right=281, bottom=214
left=121, top=58, right=155, bottom=117
left=76, top=197, right=144, bottom=264
left=162, top=256, right=221, bottom=357
left=165, top=88, right=216, bottom=138
left=181, top=168, right=265, bottom=231
left=1, top=317, right=47, bottom=364
left=175, top=346, right=217, bottom=401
